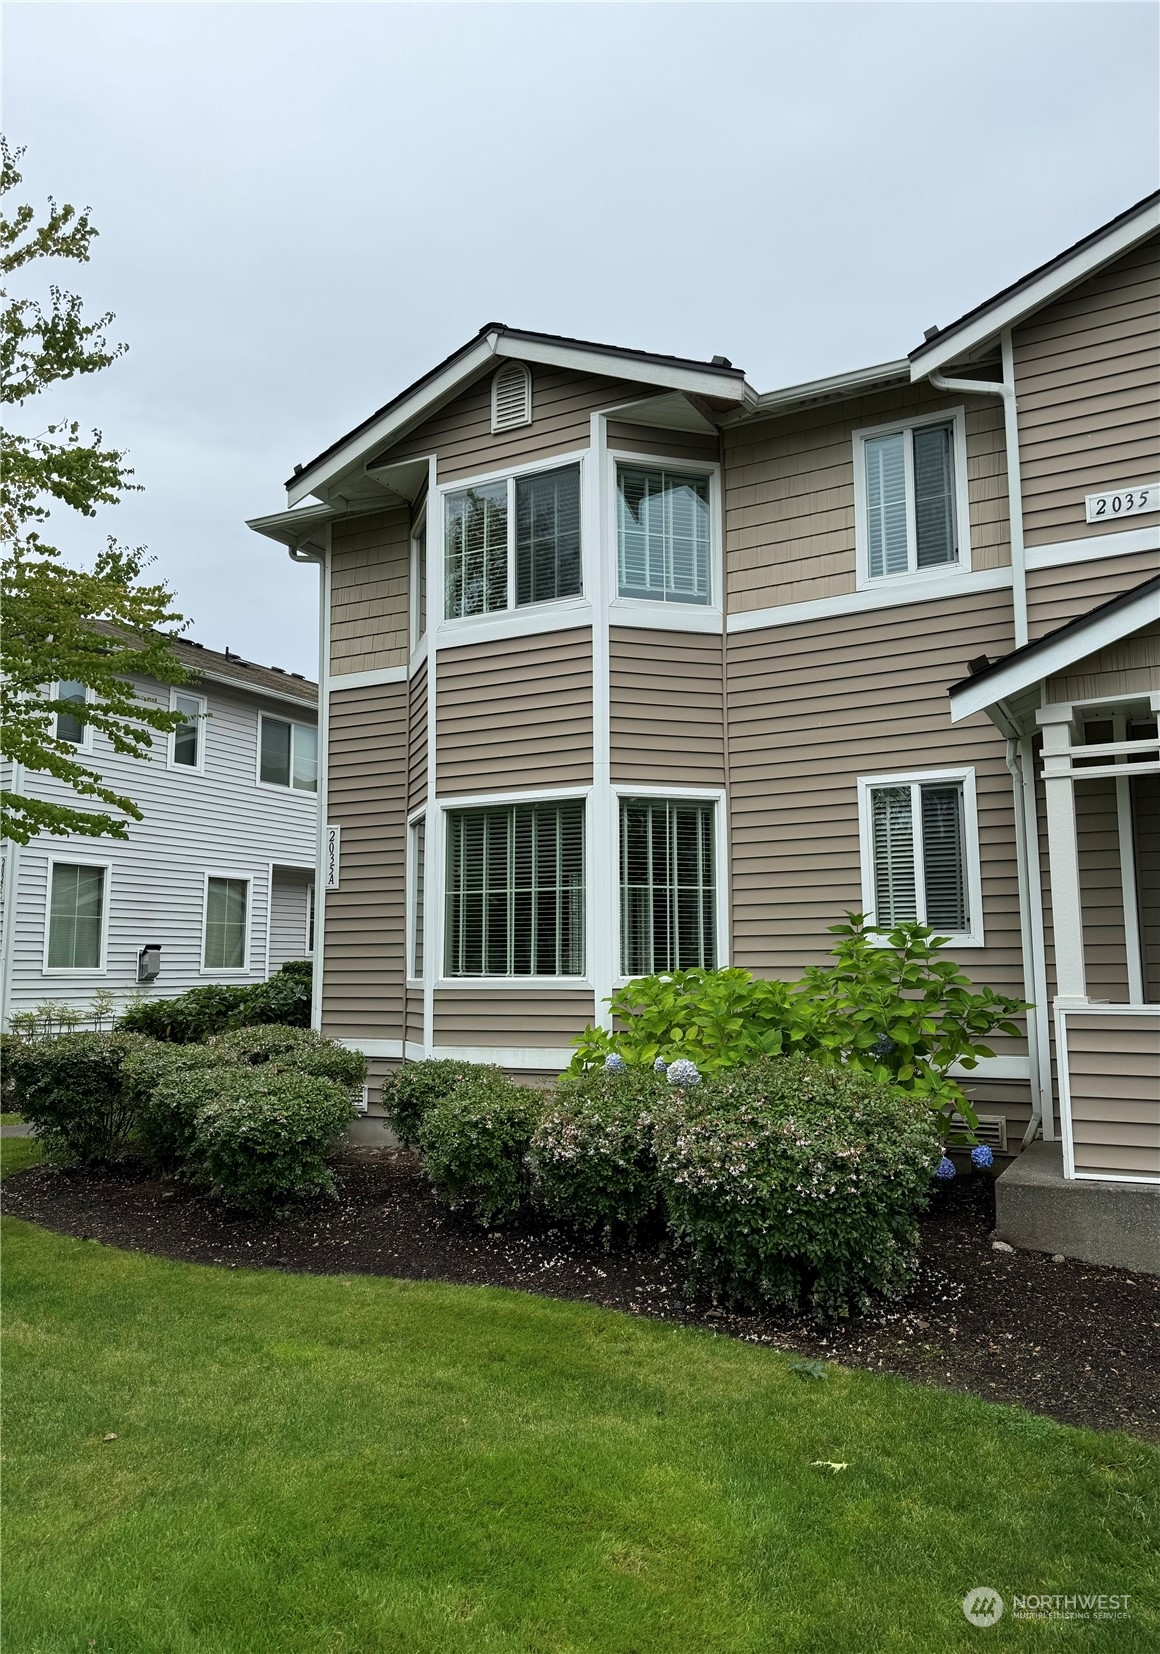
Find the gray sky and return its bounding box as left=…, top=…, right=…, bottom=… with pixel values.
left=8, top=1, right=1159, bottom=677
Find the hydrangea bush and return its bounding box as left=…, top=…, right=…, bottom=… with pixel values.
left=532, top=1065, right=667, bottom=1244
left=653, top=1056, right=943, bottom=1318
left=418, top=1073, right=545, bottom=1227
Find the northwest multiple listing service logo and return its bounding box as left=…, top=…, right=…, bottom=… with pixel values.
left=963, top=1589, right=1004, bottom=1627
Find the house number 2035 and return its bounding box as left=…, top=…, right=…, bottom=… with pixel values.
left=1084, top=482, right=1158, bottom=523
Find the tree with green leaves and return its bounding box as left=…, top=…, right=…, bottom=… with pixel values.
left=1, top=137, right=191, bottom=844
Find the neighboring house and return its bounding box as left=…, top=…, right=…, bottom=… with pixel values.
left=249, top=192, right=1160, bottom=1266
left=0, top=632, right=319, bottom=1026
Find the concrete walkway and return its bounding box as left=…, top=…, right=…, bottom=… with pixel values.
left=1, top=1123, right=34, bottom=1138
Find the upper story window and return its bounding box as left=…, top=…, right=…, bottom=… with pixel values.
left=616, top=466, right=711, bottom=605
left=857, top=768, right=982, bottom=947
left=170, top=691, right=206, bottom=770
left=444, top=462, right=582, bottom=620
left=445, top=798, right=585, bottom=977
left=259, top=715, right=317, bottom=792
left=55, top=681, right=90, bottom=748
left=491, top=361, right=532, bottom=433
left=854, top=409, right=968, bottom=585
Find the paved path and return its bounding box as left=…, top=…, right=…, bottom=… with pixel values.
left=1, top=1124, right=34, bottom=1138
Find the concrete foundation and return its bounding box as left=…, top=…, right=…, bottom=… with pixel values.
left=994, top=1140, right=1160, bottom=1274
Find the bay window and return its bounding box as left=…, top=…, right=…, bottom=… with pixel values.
left=620, top=796, right=716, bottom=975
left=445, top=799, right=585, bottom=977
left=617, top=466, right=711, bottom=605
left=444, top=462, right=582, bottom=620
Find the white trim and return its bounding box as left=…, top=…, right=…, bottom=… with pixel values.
left=949, top=580, right=1160, bottom=723
left=329, top=665, right=409, bottom=693
left=200, top=870, right=254, bottom=975
left=197, top=667, right=318, bottom=712
left=607, top=602, right=723, bottom=635
left=608, top=447, right=723, bottom=618
left=406, top=811, right=426, bottom=983
left=312, top=538, right=330, bottom=1028
left=490, top=359, right=532, bottom=434
left=493, top=334, right=751, bottom=402
left=856, top=767, right=984, bottom=948
left=437, top=783, right=591, bottom=810
left=1055, top=1001, right=1160, bottom=1185
left=263, top=862, right=273, bottom=979
left=435, top=977, right=592, bottom=992
left=41, top=855, right=112, bottom=976
left=423, top=455, right=439, bottom=1056
left=728, top=564, right=1013, bottom=635
left=435, top=600, right=593, bottom=649
left=853, top=405, right=971, bottom=590
left=54, top=680, right=93, bottom=754
left=611, top=784, right=730, bottom=979
left=434, top=1044, right=576, bottom=1070
left=337, top=1037, right=405, bottom=1060
left=750, top=358, right=910, bottom=416
left=167, top=686, right=207, bottom=773
left=255, top=709, right=320, bottom=794
left=1024, top=523, right=1160, bottom=570
left=948, top=1054, right=1031, bottom=1081
left=409, top=504, right=428, bottom=653
left=589, top=411, right=616, bottom=1033
left=1114, top=713, right=1145, bottom=1006
left=910, top=197, right=1160, bottom=374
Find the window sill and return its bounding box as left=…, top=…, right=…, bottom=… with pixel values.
left=435, top=599, right=593, bottom=647
left=41, top=967, right=107, bottom=977
left=609, top=598, right=722, bottom=633
left=854, top=559, right=971, bottom=595
left=436, top=977, right=593, bottom=991
left=255, top=780, right=319, bottom=797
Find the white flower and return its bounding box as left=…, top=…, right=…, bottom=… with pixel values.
left=603, top=1053, right=627, bottom=1073
left=653, top=1057, right=668, bottom=1074
left=667, top=1059, right=702, bottom=1089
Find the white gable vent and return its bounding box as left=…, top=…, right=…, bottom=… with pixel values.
left=491, top=361, right=532, bottom=433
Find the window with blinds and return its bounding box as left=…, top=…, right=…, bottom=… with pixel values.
left=620, top=797, right=716, bottom=976
left=445, top=482, right=508, bottom=618
left=863, top=419, right=958, bottom=580
left=411, top=517, right=427, bottom=646
left=617, top=466, right=711, bottom=604
left=47, top=863, right=105, bottom=969
left=410, top=817, right=426, bottom=979
left=445, top=800, right=585, bottom=977
left=203, top=876, right=249, bottom=970
left=516, top=464, right=581, bottom=605
left=868, top=780, right=969, bottom=933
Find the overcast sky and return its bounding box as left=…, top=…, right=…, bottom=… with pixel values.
left=7, top=1, right=1159, bottom=676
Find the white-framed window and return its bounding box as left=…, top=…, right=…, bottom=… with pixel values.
left=306, top=882, right=315, bottom=956
left=491, top=360, right=532, bottom=433
left=444, top=798, right=585, bottom=978
left=619, top=795, right=718, bottom=975
left=258, top=714, right=318, bottom=792
left=853, top=407, right=970, bottom=587
left=201, top=874, right=252, bottom=971
left=616, top=463, right=714, bottom=606
left=857, top=768, right=983, bottom=947
left=410, top=509, right=428, bottom=650
left=443, top=460, right=582, bottom=620
left=407, top=814, right=426, bottom=981
left=44, top=860, right=109, bottom=973
left=54, top=681, right=92, bottom=751
left=169, top=688, right=207, bottom=771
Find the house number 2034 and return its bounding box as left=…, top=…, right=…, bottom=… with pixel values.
left=1084, top=482, right=1158, bottom=523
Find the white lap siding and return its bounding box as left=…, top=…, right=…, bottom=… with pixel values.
left=268, top=868, right=314, bottom=970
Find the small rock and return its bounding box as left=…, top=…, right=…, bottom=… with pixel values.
left=991, top=1240, right=1015, bottom=1253
left=1052, top=1253, right=1066, bottom=1264
left=103, top=1432, right=118, bottom=1442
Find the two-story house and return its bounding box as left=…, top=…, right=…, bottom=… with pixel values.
left=249, top=192, right=1159, bottom=1267
left=0, top=632, right=319, bottom=1026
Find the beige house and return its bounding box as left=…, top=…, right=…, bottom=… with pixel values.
left=250, top=192, right=1160, bottom=1267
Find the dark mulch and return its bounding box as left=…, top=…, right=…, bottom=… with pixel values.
left=4, top=1151, right=1158, bottom=1442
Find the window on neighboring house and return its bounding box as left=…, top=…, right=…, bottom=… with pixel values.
left=860, top=772, right=980, bottom=942
left=47, top=863, right=106, bottom=970
left=411, top=514, right=427, bottom=647
left=617, top=466, right=712, bottom=605
left=203, top=876, right=249, bottom=970
left=445, top=799, right=584, bottom=977
left=55, top=681, right=88, bottom=746
left=171, top=692, right=206, bottom=769
left=857, top=414, right=963, bottom=581
left=409, top=816, right=425, bottom=978
left=260, top=715, right=317, bottom=791
left=444, top=463, right=582, bottom=620
left=620, top=797, right=716, bottom=976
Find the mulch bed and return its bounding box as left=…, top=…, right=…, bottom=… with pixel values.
left=4, top=1150, right=1158, bottom=1442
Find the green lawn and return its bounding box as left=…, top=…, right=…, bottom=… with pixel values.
left=2, top=1184, right=1157, bottom=1652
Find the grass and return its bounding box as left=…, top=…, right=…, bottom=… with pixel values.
left=2, top=1200, right=1157, bottom=1654
left=1, top=1110, right=24, bottom=1125
left=0, top=1132, right=41, bottom=1177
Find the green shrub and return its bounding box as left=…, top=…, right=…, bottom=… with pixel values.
left=653, top=1057, right=942, bottom=1319
left=118, top=962, right=313, bottom=1043
left=121, top=1041, right=239, bottom=1170
left=184, top=1069, right=355, bottom=1216
left=237, top=964, right=313, bottom=1028
left=380, top=1058, right=501, bottom=1148
left=4, top=1032, right=151, bottom=1165
left=208, top=1026, right=366, bottom=1097
left=532, top=1065, right=667, bottom=1244
left=419, top=1074, right=545, bottom=1227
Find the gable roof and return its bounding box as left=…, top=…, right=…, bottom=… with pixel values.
left=286, top=323, right=754, bottom=505
left=87, top=621, right=317, bottom=710
left=947, top=574, right=1160, bottom=723
left=909, top=190, right=1160, bottom=375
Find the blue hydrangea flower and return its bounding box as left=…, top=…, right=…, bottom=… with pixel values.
left=870, top=1033, right=896, bottom=1060
left=603, top=1053, right=627, bottom=1073
left=971, top=1143, right=994, bottom=1169
left=653, top=1056, right=668, bottom=1074
left=935, top=1155, right=957, bottom=1181
left=667, top=1058, right=702, bottom=1089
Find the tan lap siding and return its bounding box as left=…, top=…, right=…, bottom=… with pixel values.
left=1013, top=236, right=1160, bottom=549
left=330, top=509, right=410, bottom=675
left=609, top=628, right=724, bottom=787
left=1065, top=1014, right=1160, bottom=1179
left=726, top=587, right=1024, bottom=996
left=379, top=368, right=650, bottom=484
left=322, top=683, right=406, bottom=1039
left=724, top=385, right=1008, bottom=615
left=1026, top=550, right=1159, bottom=640
left=1076, top=779, right=1131, bottom=1003
left=436, top=628, right=593, bottom=796
left=606, top=422, right=720, bottom=465
left=1046, top=619, right=1160, bottom=702
left=405, top=989, right=424, bottom=1047
left=434, top=989, right=595, bottom=1053
left=408, top=663, right=428, bottom=810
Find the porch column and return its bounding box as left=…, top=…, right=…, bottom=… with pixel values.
left=1037, top=705, right=1086, bottom=1003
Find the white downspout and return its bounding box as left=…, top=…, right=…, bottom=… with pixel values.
left=288, top=539, right=328, bottom=1032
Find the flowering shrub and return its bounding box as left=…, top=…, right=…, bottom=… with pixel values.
left=654, top=1057, right=943, bottom=1318
left=532, top=1065, right=667, bottom=1244
left=183, top=1070, right=355, bottom=1216
left=666, top=1059, right=702, bottom=1089
left=570, top=968, right=801, bottom=1076
left=380, top=1059, right=502, bottom=1148
left=418, top=1074, right=545, bottom=1227
left=5, top=1032, right=151, bottom=1164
